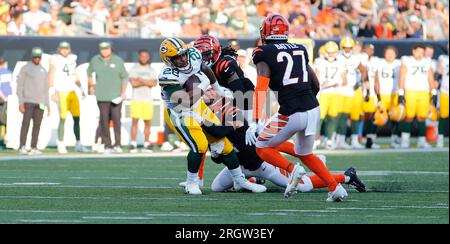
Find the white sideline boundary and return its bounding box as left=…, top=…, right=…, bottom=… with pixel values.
left=0, top=147, right=448, bottom=161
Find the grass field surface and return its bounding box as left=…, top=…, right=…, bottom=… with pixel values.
left=0, top=149, right=448, bottom=224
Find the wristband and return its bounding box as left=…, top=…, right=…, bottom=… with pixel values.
left=398, top=89, right=405, bottom=96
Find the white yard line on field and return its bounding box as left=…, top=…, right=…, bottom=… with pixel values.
left=17, top=219, right=87, bottom=223
left=1, top=147, right=448, bottom=161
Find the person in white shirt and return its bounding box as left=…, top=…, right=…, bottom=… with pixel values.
left=7, top=11, right=26, bottom=35
left=236, top=49, right=257, bottom=86
left=128, top=49, right=158, bottom=153
left=398, top=44, right=437, bottom=148
left=48, top=41, right=89, bottom=154
left=436, top=44, right=449, bottom=148
left=23, top=0, right=51, bottom=34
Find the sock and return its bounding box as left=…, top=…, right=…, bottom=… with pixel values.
left=298, top=154, right=338, bottom=191
left=221, top=150, right=240, bottom=170
left=326, top=117, right=338, bottom=140
left=351, top=120, right=360, bottom=135
left=187, top=171, right=199, bottom=184
left=306, top=174, right=346, bottom=188
left=400, top=121, right=412, bottom=133
left=131, top=141, right=137, bottom=147
left=275, top=141, right=297, bottom=157
left=58, top=119, right=65, bottom=141
left=143, top=141, right=150, bottom=147
left=228, top=167, right=244, bottom=179
left=73, top=117, right=80, bottom=141
left=337, top=114, right=349, bottom=135
left=187, top=150, right=204, bottom=173
left=439, top=118, right=448, bottom=135
left=417, top=121, right=426, bottom=137
left=256, top=147, right=295, bottom=173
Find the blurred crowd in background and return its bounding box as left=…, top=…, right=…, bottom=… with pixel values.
left=0, top=0, right=449, bottom=40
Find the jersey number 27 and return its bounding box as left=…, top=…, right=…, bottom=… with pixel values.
left=277, top=51, right=308, bottom=86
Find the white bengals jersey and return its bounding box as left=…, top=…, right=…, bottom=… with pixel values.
left=366, top=56, right=380, bottom=97
left=377, top=59, right=401, bottom=95
left=51, top=54, right=78, bottom=92
left=314, top=58, right=345, bottom=94
left=401, top=56, right=432, bottom=91
left=439, top=55, right=449, bottom=94
left=337, top=53, right=361, bottom=96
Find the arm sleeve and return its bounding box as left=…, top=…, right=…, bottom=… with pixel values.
left=201, top=124, right=235, bottom=139
left=252, top=75, right=270, bottom=121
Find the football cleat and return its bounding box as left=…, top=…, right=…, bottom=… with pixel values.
left=57, top=141, right=68, bottom=154
left=326, top=184, right=348, bottom=202
left=284, top=163, right=306, bottom=198
left=185, top=182, right=202, bottom=195
left=344, top=167, right=366, bottom=192
left=179, top=179, right=204, bottom=188
left=233, top=176, right=267, bottom=193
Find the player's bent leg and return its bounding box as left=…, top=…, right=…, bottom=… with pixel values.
left=211, top=167, right=234, bottom=192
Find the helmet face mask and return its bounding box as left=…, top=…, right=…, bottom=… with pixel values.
left=160, top=38, right=192, bottom=73
left=194, top=35, right=221, bottom=67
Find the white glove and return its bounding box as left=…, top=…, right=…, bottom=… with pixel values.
left=245, top=122, right=258, bottom=146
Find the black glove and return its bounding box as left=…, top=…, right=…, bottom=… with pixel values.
left=432, top=94, right=438, bottom=107
left=398, top=95, right=405, bottom=105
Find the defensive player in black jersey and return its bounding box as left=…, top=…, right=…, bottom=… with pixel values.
left=193, top=35, right=258, bottom=146
left=201, top=89, right=366, bottom=193
left=252, top=14, right=348, bottom=201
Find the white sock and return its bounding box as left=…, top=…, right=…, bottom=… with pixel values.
left=345, top=176, right=351, bottom=183
left=351, top=135, right=359, bottom=143
left=229, top=167, right=244, bottom=180
left=187, top=171, right=199, bottom=184
left=144, top=141, right=150, bottom=147
left=131, top=141, right=137, bottom=147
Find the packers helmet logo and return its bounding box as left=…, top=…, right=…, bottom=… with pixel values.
left=160, top=45, right=168, bottom=54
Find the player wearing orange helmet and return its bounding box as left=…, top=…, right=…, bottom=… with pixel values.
left=252, top=14, right=348, bottom=202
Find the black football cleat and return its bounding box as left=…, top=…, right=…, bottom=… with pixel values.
left=344, top=167, right=366, bottom=192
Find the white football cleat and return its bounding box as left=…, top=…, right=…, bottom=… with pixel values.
left=284, top=163, right=306, bottom=198
left=75, top=142, right=91, bottom=153
left=18, top=146, right=28, bottom=155
left=160, top=142, right=175, bottom=151
left=436, top=135, right=444, bottom=148
left=185, top=182, right=202, bottom=195
left=179, top=179, right=204, bottom=188
left=57, top=141, right=68, bottom=154
left=233, top=176, right=267, bottom=193
left=417, top=137, right=432, bottom=149
left=326, top=184, right=348, bottom=202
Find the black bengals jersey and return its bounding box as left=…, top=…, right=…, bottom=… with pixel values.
left=252, top=42, right=319, bottom=115
left=211, top=55, right=255, bottom=110
left=211, top=55, right=255, bottom=93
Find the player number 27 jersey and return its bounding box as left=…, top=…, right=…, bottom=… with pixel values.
left=252, top=42, right=319, bottom=115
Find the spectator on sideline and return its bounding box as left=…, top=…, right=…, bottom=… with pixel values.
left=87, top=41, right=128, bottom=154
left=16, top=47, right=50, bottom=155
left=128, top=49, right=157, bottom=153
left=0, top=57, right=12, bottom=149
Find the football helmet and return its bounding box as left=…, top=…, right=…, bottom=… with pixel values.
left=318, top=44, right=326, bottom=59
left=159, top=37, right=192, bottom=73
left=374, top=109, right=389, bottom=127
left=260, top=13, right=289, bottom=44
left=389, top=104, right=406, bottom=122
left=193, top=35, right=221, bottom=66
left=340, top=37, right=355, bottom=57
left=324, top=41, right=339, bottom=61
left=428, top=106, right=439, bottom=122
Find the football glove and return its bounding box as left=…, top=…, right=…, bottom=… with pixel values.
left=245, top=123, right=258, bottom=146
